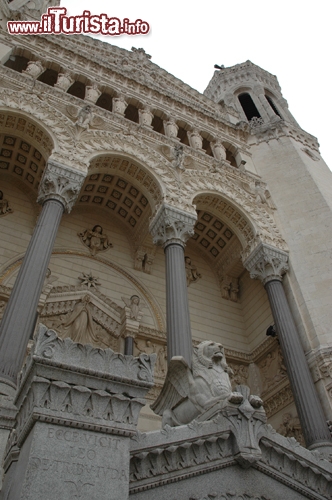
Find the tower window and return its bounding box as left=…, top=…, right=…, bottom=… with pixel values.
left=265, top=95, right=282, bottom=118
left=238, top=93, right=261, bottom=121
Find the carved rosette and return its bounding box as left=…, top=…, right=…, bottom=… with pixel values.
left=37, top=160, right=86, bottom=213
left=244, top=242, right=289, bottom=285
left=149, top=204, right=197, bottom=248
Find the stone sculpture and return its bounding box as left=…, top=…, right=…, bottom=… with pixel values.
left=61, top=295, right=99, bottom=345
left=152, top=341, right=261, bottom=426
left=185, top=256, right=201, bottom=286
left=78, top=225, right=112, bottom=256
left=0, top=191, right=12, bottom=216
left=122, top=295, right=143, bottom=321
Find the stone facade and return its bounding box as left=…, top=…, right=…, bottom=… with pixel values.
left=0, top=1, right=332, bottom=497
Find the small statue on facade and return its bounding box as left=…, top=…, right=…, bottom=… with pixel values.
left=122, top=295, right=143, bottom=321
left=78, top=225, right=112, bottom=256
left=61, top=295, right=99, bottom=345
left=0, top=191, right=13, bottom=216
left=185, top=256, right=201, bottom=286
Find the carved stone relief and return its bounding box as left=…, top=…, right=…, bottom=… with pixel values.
left=259, top=348, right=287, bottom=393
left=185, top=256, right=201, bottom=286
left=276, top=411, right=305, bottom=447
left=78, top=271, right=101, bottom=288
left=221, top=276, right=239, bottom=302
left=122, top=295, right=144, bottom=321
left=78, top=225, right=113, bottom=256
left=39, top=290, right=122, bottom=351
left=134, top=339, right=167, bottom=379
left=134, top=246, right=155, bottom=274
left=228, top=363, right=249, bottom=388
left=0, top=190, right=13, bottom=216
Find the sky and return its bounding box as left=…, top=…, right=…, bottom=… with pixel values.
left=66, top=1, right=331, bottom=169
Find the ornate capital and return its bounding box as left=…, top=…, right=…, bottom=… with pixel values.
left=37, top=160, right=86, bottom=213
left=243, top=243, right=289, bottom=285
left=149, top=204, right=197, bottom=248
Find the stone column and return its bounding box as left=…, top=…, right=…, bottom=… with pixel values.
left=0, top=160, right=85, bottom=389
left=244, top=243, right=332, bottom=452
left=150, top=204, right=196, bottom=367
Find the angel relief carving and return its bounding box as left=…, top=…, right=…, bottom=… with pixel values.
left=151, top=341, right=263, bottom=426
left=78, top=225, right=112, bottom=256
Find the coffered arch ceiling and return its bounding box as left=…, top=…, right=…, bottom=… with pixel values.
left=191, top=193, right=256, bottom=278
left=78, top=155, right=165, bottom=244
left=0, top=112, right=54, bottom=195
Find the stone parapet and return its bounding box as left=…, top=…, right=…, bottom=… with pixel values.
left=0, top=326, right=156, bottom=499
left=130, top=404, right=332, bottom=499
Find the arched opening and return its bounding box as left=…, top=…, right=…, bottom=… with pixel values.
left=38, top=68, right=59, bottom=87
left=265, top=95, right=282, bottom=118
left=67, top=81, right=86, bottom=100
left=238, top=93, right=261, bottom=121
left=124, top=103, right=139, bottom=124
left=96, top=92, right=113, bottom=112
left=176, top=121, right=190, bottom=146
left=4, top=55, right=29, bottom=73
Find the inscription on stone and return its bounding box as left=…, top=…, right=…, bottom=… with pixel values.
left=23, top=423, right=129, bottom=499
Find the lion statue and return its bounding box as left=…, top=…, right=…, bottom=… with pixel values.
left=151, top=341, right=246, bottom=427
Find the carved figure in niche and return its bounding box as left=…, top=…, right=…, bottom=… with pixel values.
left=78, top=225, right=112, bottom=256
left=151, top=341, right=263, bottom=427
left=277, top=412, right=304, bottom=446
left=61, top=295, right=99, bottom=345
left=0, top=191, right=13, bottom=216
left=122, top=295, right=143, bottom=320
left=185, top=256, right=201, bottom=286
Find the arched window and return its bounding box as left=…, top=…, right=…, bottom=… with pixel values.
left=265, top=95, right=282, bottom=118
left=238, top=93, right=261, bottom=121
left=67, top=81, right=86, bottom=99
left=4, top=55, right=29, bottom=73
left=96, top=93, right=113, bottom=112
left=38, top=69, right=58, bottom=87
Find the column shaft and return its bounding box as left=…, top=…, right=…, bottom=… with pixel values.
left=0, top=200, right=64, bottom=386
left=164, top=242, right=192, bottom=367
left=265, top=280, right=332, bottom=448
left=124, top=337, right=134, bottom=356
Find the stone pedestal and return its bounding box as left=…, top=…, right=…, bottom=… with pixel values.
left=0, top=326, right=156, bottom=500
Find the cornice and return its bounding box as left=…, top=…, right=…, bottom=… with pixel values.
left=0, top=32, right=247, bottom=141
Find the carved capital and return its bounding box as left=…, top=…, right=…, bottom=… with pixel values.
left=37, top=161, right=86, bottom=213
left=149, top=204, right=197, bottom=248
left=243, top=243, right=289, bottom=285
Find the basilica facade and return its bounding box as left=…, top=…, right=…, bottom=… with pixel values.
left=0, top=2, right=332, bottom=498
